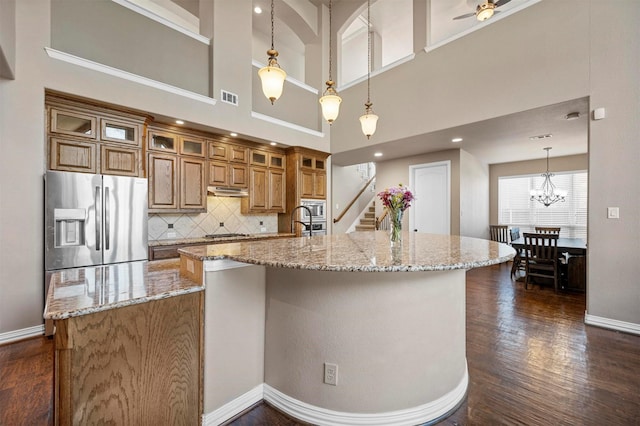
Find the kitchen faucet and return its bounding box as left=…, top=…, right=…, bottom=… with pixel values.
left=291, top=205, right=313, bottom=237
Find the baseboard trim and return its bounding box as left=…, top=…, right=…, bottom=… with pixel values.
left=0, top=325, right=44, bottom=345
left=201, top=384, right=264, bottom=426
left=584, top=312, right=640, bottom=335
left=263, top=367, right=468, bottom=426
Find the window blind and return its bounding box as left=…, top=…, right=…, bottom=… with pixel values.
left=498, top=171, right=587, bottom=239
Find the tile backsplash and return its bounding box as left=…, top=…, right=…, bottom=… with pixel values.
left=148, top=196, right=278, bottom=241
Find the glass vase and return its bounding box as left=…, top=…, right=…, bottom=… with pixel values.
left=389, top=208, right=403, bottom=245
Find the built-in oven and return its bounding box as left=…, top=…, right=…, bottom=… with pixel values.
left=306, top=221, right=327, bottom=236
left=300, top=199, right=326, bottom=221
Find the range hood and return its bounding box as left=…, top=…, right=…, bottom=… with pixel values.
left=207, top=186, right=249, bottom=197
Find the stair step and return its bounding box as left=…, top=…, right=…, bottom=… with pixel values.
left=359, top=218, right=375, bottom=225
left=355, top=225, right=375, bottom=231
left=364, top=212, right=375, bottom=218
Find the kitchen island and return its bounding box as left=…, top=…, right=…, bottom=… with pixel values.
left=179, top=231, right=514, bottom=426
left=43, top=259, right=204, bottom=426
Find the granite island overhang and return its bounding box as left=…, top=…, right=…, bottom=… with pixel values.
left=179, top=231, right=514, bottom=426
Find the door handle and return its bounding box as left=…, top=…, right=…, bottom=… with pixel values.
left=105, top=187, right=110, bottom=251
left=95, top=186, right=101, bottom=251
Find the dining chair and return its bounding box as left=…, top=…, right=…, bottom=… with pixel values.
left=534, top=226, right=561, bottom=235
left=523, top=232, right=559, bottom=292
left=509, top=227, right=525, bottom=278
left=489, top=225, right=509, bottom=244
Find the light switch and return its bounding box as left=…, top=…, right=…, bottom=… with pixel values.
left=607, top=207, right=619, bottom=219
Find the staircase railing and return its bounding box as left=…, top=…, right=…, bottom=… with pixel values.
left=376, top=209, right=390, bottom=230
left=333, top=175, right=376, bottom=224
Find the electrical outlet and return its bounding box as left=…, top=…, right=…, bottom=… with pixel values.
left=219, top=222, right=224, bottom=227
left=324, top=363, right=338, bottom=386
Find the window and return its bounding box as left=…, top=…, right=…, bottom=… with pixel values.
left=498, top=172, right=587, bottom=239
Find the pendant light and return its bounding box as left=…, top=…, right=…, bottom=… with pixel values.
left=319, top=0, right=342, bottom=124
left=258, top=0, right=286, bottom=104
left=359, top=0, right=378, bottom=139
left=530, top=147, right=567, bottom=207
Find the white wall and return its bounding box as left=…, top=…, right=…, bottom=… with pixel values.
left=0, top=0, right=16, bottom=79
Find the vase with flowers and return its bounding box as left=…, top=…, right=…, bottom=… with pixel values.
left=377, top=184, right=415, bottom=245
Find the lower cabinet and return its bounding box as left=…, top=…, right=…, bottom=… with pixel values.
left=53, top=292, right=203, bottom=425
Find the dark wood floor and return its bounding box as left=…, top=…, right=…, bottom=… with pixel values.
left=2, top=264, right=639, bottom=425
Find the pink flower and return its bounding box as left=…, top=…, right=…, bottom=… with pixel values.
left=377, top=184, right=415, bottom=212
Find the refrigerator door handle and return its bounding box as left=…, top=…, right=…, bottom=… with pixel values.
left=105, top=187, right=110, bottom=251
left=95, top=186, right=101, bottom=251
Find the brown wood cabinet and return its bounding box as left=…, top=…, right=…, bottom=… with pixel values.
left=242, top=148, right=286, bottom=214
left=180, top=157, right=206, bottom=210
left=279, top=147, right=330, bottom=233
left=100, top=144, right=139, bottom=177
left=49, top=137, right=97, bottom=174
left=148, top=153, right=178, bottom=210
left=54, top=292, right=203, bottom=425
left=46, top=95, right=146, bottom=177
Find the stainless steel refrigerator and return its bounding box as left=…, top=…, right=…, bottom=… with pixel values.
left=44, top=171, right=148, bottom=334
left=45, top=170, right=148, bottom=270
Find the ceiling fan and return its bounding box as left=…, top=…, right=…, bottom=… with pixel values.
left=453, top=0, right=512, bottom=22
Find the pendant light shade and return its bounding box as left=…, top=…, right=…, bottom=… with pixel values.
left=319, top=85, right=342, bottom=124
left=360, top=0, right=378, bottom=138
left=259, top=0, right=286, bottom=104
left=359, top=102, right=378, bottom=139
left=530, top=147, right=567, bottom=207
left=319, top=0, right=341, bottom=124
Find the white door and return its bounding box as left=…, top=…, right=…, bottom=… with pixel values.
left=409, top=161, right=450, bottom=234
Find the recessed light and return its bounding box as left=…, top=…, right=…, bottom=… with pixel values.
left=175, top=120, right=184, bottom=125
left=270, top=142, right=277, bottom=146
left=374, top=152, right=383, bottom=157
left=529, top=134, right=553, bottom=140
left=451, top=137, right=463, bottom=143
left=254, top=6, right=262, bottom=14
left=230, top=132, right=238, bottom=137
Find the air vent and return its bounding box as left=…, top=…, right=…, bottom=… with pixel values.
left=221, top=90, right=239, bottom=106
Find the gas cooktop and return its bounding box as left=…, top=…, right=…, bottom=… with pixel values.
left=204, top=233, right=249, bottom=239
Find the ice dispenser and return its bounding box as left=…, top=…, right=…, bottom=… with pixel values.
left=54, top=208, right=86, bottom=247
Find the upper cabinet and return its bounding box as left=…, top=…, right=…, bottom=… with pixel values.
left=288, top=148, right=329, bottom=200
left=241, top=147, right=287, bottom=214
left=148, top=129, right=178, bottom=153
left=50, top=108, right=97, bottom=139
left=46, top=94, right=147, bottom=177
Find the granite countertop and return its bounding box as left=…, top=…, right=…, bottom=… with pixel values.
left=178, top=230, right=515, bottom=272
left=148, top=232, right=295, bottom=247
left=44, top=259, right=203, bottom=320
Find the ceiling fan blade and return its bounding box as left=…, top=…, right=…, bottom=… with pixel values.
left=494, top=0, right=512, bottom=7
left=453, top=12, right=476, bottom=20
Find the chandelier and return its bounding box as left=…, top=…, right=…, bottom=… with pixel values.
left=530, top=147, right=567, bottom=207
left=258, top=0, right=286, bottom=104
left=359, top=0, right=378, bottom=139
left=319, top=0, right=342, bottom=124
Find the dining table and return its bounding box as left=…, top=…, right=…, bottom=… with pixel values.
left=511, top=236, right=587, bottom=291
left=511, top=237, right=587, bottom=255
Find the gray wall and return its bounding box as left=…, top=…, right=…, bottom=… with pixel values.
left=0, top=0, right=15, bottom=79
left=51, top=0, right=210, bottom=96
left=587, top=1, right=639, bottom=325
left=375, top=150, right=461, bottom=235
left=460, top=150, right=489, bottom=239
left=0, top=0, right=328, bottom=337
